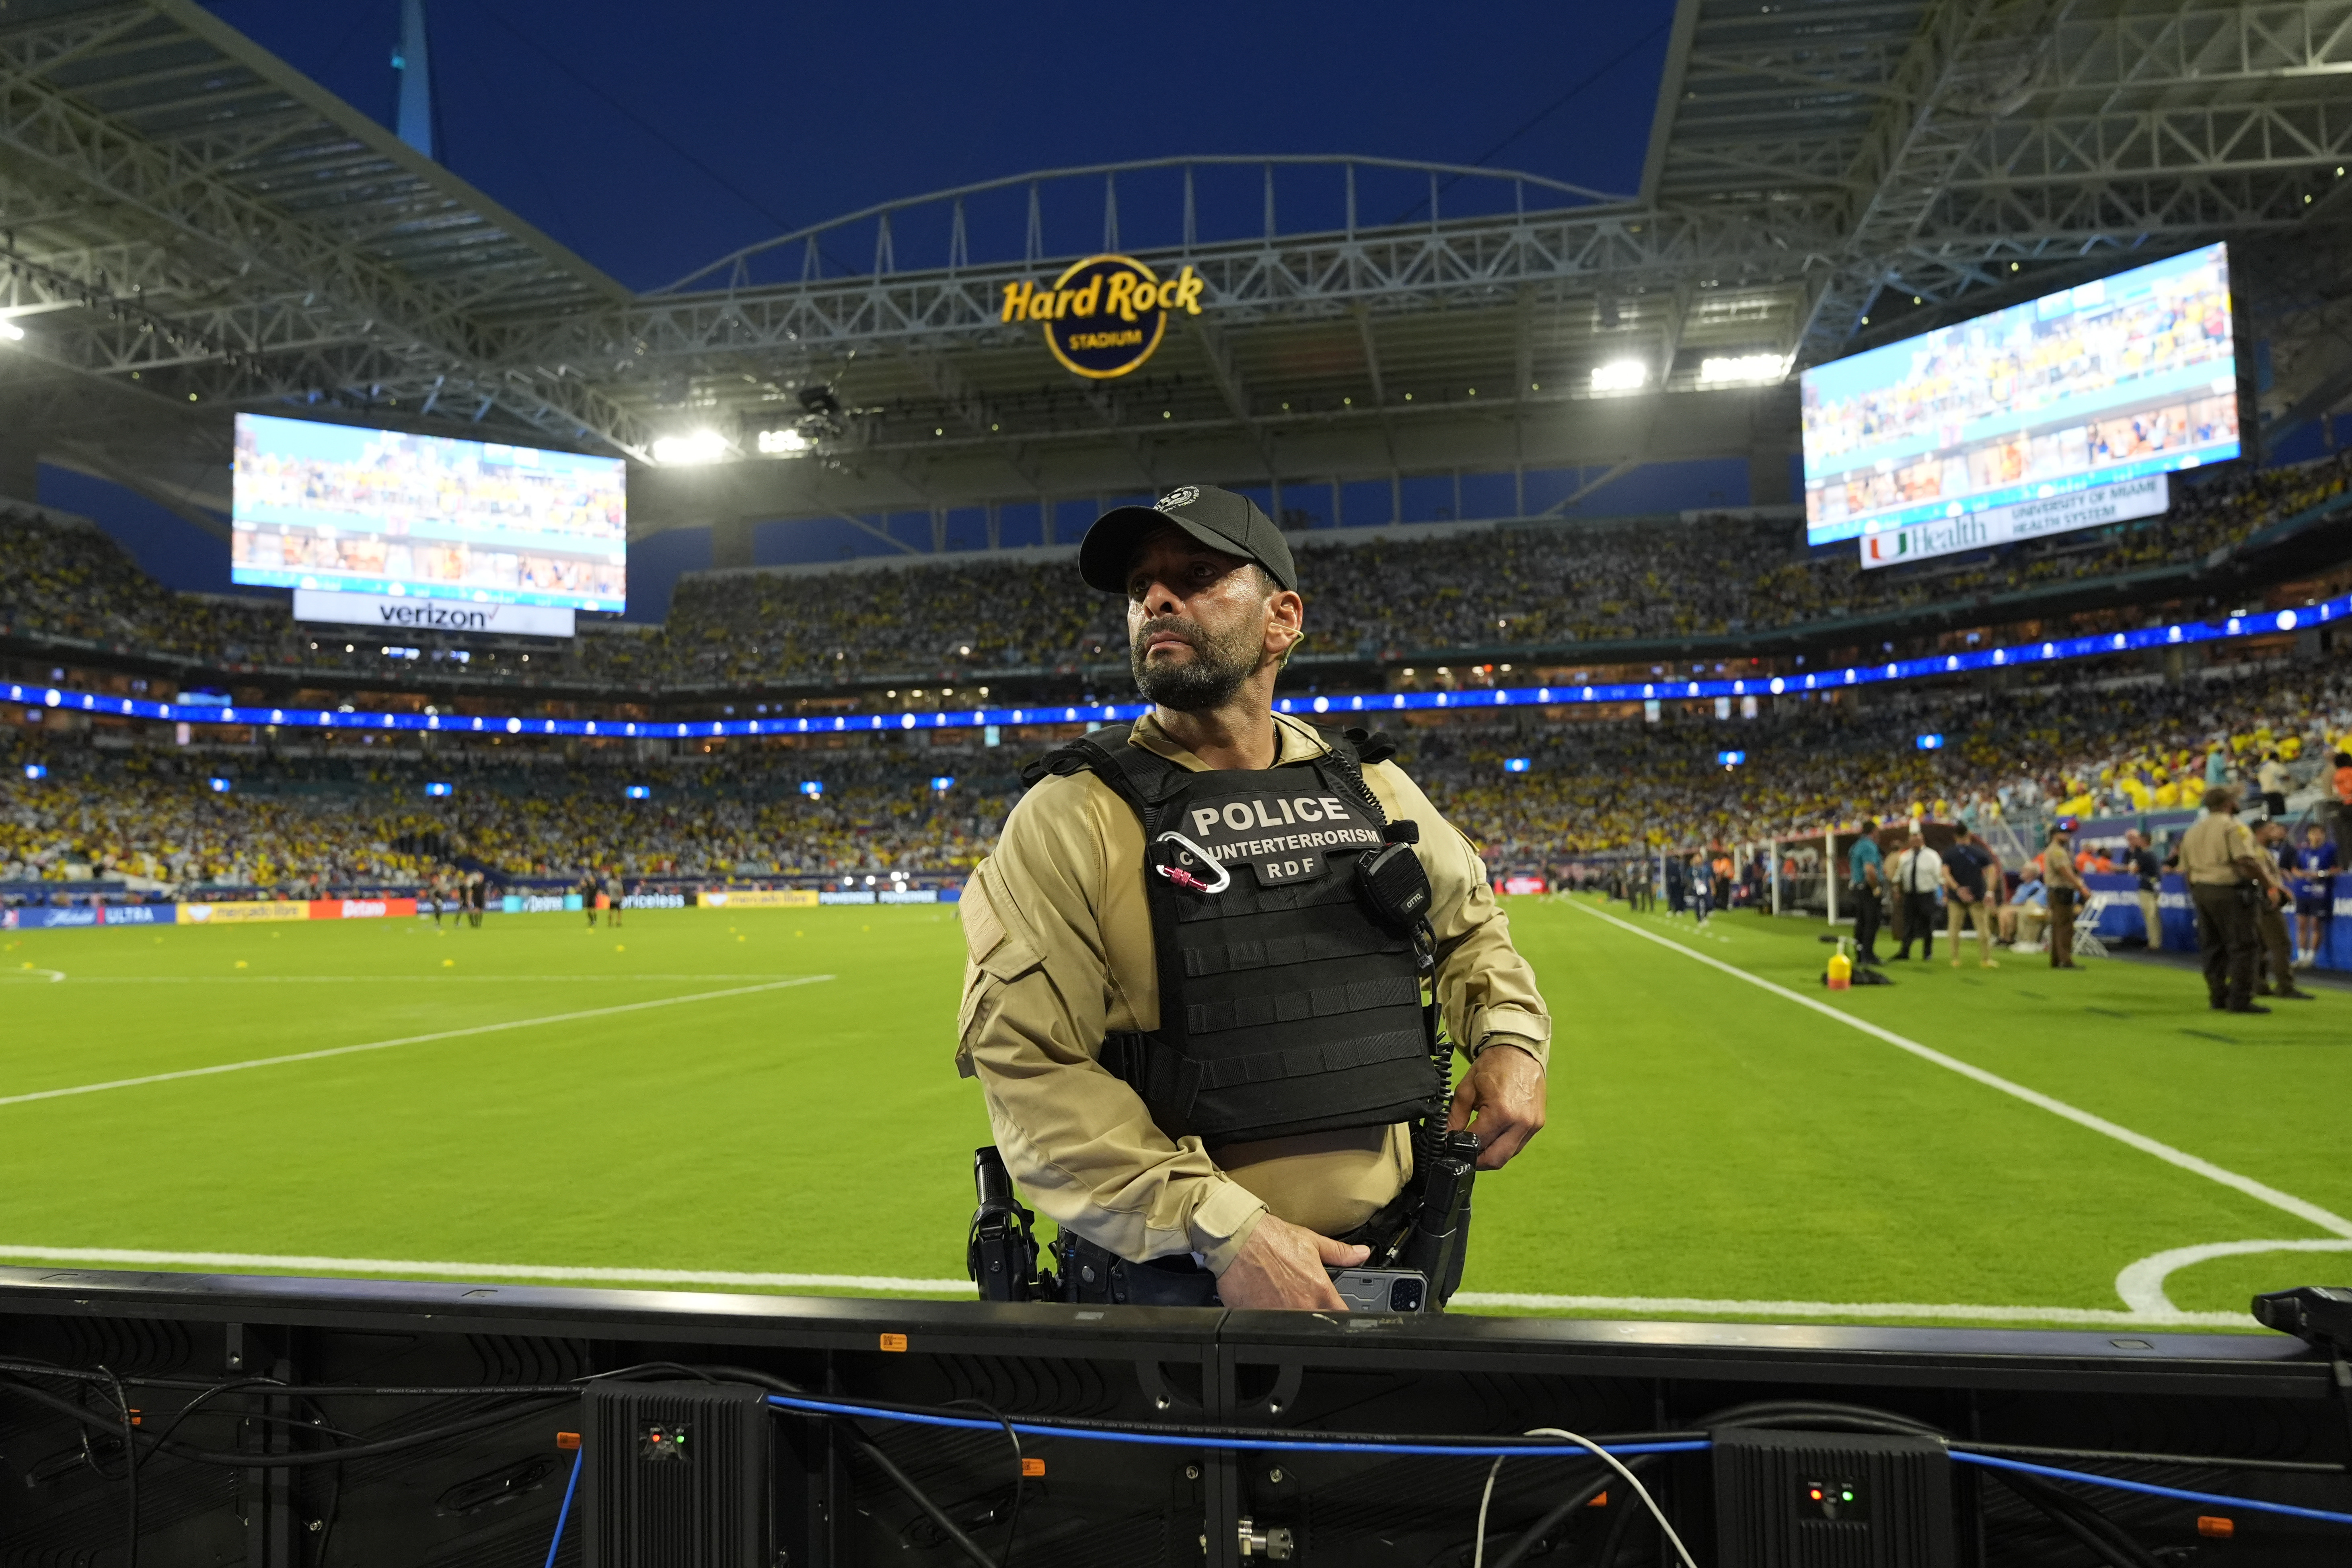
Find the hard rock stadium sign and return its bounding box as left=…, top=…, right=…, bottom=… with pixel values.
left=999, top=253, right=1206, bottom=379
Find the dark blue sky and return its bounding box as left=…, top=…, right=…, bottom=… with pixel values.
left=202, top=1, right=1676, bottom=292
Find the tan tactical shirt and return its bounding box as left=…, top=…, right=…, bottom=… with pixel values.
left=2179, top=812, right=2259, bottom=886
left=956, top=710, right=1551, bottom=1274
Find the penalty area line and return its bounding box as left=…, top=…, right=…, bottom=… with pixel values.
left=0, top=975, right=835, bottom=1110
left=1570, top=901, right=2352, bottom=1242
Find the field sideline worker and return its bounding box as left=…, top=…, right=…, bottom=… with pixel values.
left=956, top=486, right=1550, bottom=1310
left=1887, top=824, right=1942, bottom=962
left=2251, top=819, right=2313, bottom=1003
left=2179, top=785, right=2268, bottom=1014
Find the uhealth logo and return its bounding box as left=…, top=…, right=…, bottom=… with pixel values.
left=1000, top=254, right=1205, bottom=379
left=1863, top=514, right=1991, bottom=564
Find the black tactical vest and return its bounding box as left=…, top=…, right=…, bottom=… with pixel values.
left=1024, top=724, right=1440, bottom=1150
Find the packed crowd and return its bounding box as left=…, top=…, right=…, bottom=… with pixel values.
left=0, top=734, right=1020, bottom=891
left=6, top=448, right=2346, bottom=690
left=6, top=659, right=2348, bottom=895
left=1404, top=660, right=2352, bottom=861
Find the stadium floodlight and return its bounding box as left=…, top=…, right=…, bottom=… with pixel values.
left=651, top=430, right=729, bottom=465
left=1698, top=353, right=1787, bottom=385
left=1717, top=750, right=1746, bottom=767
left=930, top=776, right=956, bottom=791
left=1589, top=360, right=1647, bottom=393
left=0, top=319, right=23, bottom=342
left=1503, top=757, right=1531, bottom=773
left=1916, top=733, right=1945, bottom=750
left=424, top=781, right=453, bottom=797
left=208, top=777, right=232, bottom=792
left=755, top=427, right=810, bottom=456
left=21, top=763, right=44, bottom=779
left=624, top=785, right=650, bottom=800
left=800, top=780, right=824, bottom=797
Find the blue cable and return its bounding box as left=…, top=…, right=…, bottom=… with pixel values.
left=1951, top=1451, right=2352, bottom=1528
left=764, top=1394, right=1705, bottom=1460
left=543, top=1449, right=582, bottom=1568
left=765, top=1395, right=2352, bottom=1529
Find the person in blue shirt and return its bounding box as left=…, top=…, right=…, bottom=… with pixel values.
left=1847, top=820, right=1885, bottom=966
left=2291, top=822, right=2339, bottom=968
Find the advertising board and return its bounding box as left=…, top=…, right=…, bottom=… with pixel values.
left=695, top=889, right=820, bottom=909
left=1801, top=242, right=2238, bottom=547
left=233, top=414, right=627, bottom=613
left=177, top=900, right=310, bottom=925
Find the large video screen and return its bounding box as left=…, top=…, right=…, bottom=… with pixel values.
left=1801, top=242, right=2239, bottom=547
left=231, top=415, right=627, bottom=613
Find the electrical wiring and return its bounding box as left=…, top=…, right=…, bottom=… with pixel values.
left=0, top=1374, right=572, bottom=1469
left=542, top=1450, right=582, bottom=1568
left=1951, top=1451, right=2352, bottom=1528
left=942, top=1397, right=1025, bottom=1568
left=1517, top=1429, right=1698, bottom=1568
left=1472, top=1454, right=1507, bottom=1568
left=629, top=1363, right=999, bottom=1568
left=1984, top=1467, right=2166, bottom=1568
left=847, top=1431, right=999, bottom=1568
left=97, top=1366, right=137, bottom=1568
left=763, top=1394, right=1708, bottom=1461
left=1487, top=1463, right=1643, bottom=1568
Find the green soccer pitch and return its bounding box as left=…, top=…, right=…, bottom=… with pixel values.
left=3, top=896, right=2347, bottom=1330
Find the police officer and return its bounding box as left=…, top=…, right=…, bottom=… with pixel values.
left=2178, top=785, right=2268, bottom=1014
left=956, top=486, right=1550, bottom=1310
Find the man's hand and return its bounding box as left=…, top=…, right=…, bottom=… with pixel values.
left=1447, top=1042, right=1547, bottom=1170
left=1215, top=1215, right=1368, bottom=1310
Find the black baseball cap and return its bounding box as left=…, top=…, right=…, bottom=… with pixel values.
left=1079, top=485, right=1298, bottom=593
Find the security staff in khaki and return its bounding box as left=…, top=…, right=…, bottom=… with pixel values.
left=956, top=486, right=1550, bottom=1310
left=2179, top=785, right=2270, bottom=1013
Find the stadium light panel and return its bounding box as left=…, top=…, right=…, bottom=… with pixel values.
left=1503, top=757, right=1531, bottom=773
left=1916, top=733, right=1945, bottom=750
left=424, top=781, right=453, bottom=797
left=0, top=319, right=23, bottom=342
left=21, top=763, right=45, bottom=779
left=208, top=777, right=232, bottom=792
left=755, top=427, right=810, bottom=456
left=1698, top=353, right=1786, bottom=385
left=1589, top=360, right=1647, bottom=393
left=625, top=785, right=650, bottom=800
left=651, top=430, right=729, bottom=465
left=800, top=781, right=824, bottom=797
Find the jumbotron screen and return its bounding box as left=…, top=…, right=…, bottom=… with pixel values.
left=231, top=415, right=628, bottom=613
left=1800, top=242, right=2240, bottom=549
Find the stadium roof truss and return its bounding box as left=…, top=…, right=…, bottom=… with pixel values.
left=0, top=0, right=2346, bottom=535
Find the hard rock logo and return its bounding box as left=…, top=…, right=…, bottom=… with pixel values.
left=1000, top=254, right=1205, bottom=380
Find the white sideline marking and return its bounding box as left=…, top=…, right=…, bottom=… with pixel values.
left=2114, top=1238, right=2352, bottom=1315
left=0, top=968, right=67, bottom=983
left=1451, top=1291, right=2246, bottom=1329
left=0, top=975, right=835, bottom=1109
left=0, top=1244, right=2249, bottom=1325
left=0, top=1245, right=969, bottom=1295
left=1572, top=902, right=2352, bottom=1241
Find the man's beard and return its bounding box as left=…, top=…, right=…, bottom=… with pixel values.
left=1131, top=614, right=1264, bottom=711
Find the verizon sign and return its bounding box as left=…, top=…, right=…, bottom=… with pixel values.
left=1857, top=475, right=2169, bottom=571
left=292, top=589, right=577, bottom=638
